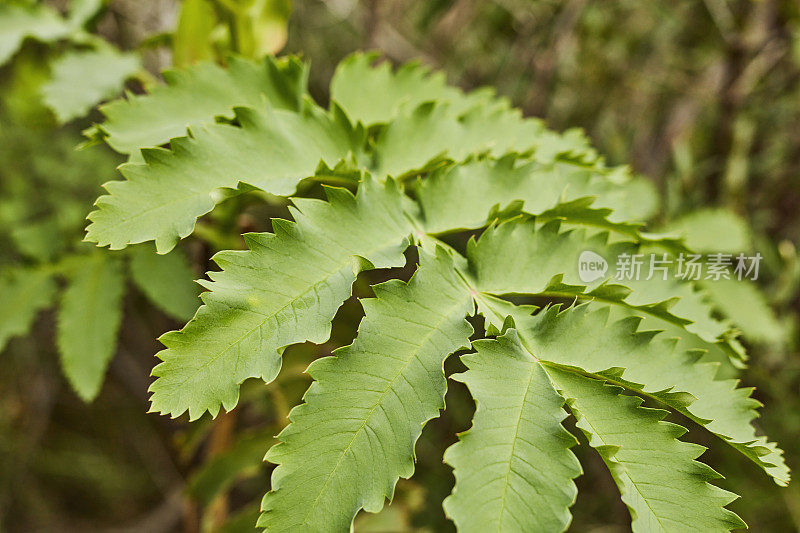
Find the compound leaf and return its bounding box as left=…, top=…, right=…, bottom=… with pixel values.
left=76, top=51, right=790, bottom=529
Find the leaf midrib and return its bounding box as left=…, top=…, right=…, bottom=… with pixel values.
left=547, top=370, right=665, bottom=531
left=496, top=361, right=539, bottom=531
left=296, top=297, right=467, bottom=528
left=158, top=236, right=409, bottom=408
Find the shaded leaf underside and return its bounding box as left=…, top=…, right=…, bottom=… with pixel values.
left=550, top=366, right=745, bottom=532
left=444, top=333, right=581, bottom=532
left=446, top=331, right=746, bottom=532
left=512, top=304, right=789, bottom=486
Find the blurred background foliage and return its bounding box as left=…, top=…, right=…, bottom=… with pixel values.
left=0, top=0, right=799, bottom=531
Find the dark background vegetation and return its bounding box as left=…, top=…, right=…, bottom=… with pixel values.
left=1, top=0, right=799, bottom=531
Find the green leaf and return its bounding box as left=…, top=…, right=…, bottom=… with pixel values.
left=128, top=244, right=200, bottom=321
left=86, top=103, right=362, bottom=253
left=370, top=100, right=609, bottom=178
left=333, top=55, right=603, bottom=173
left=56, top=253, right=125, bottom=401
left=42, top=46, right=140, bottom=123
left=0, top=3, right=70, bottom=66
left=416, top=158, right=657, bottom=235
left=370, top=103, right=541, bottom=177
left=330, top=52, right=491, bottom=126
left=622, top=277, right=733, bottom=353
left=444, top=332, right=581, bottom=532
left=467, top=219, right=734, bottom=355
left=148, top=178, right=414, bottom=420
left=259, top=250, right=473, bottom=531
left=78, top=51, right=789, bottom=526
left=514, top=304, right=789, bottom=486
left=701, top=278, right=784, bottom=345
left=84, top=58, right=652, bottom=254
left=91, top=55, right=309, bottom=154
left=547, top=367, right=745, bottom=532
left=0, top=267, right=57, bottom=352
left=662, top=208, right=752, bottom=254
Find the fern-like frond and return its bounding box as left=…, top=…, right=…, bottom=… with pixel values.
left=86, top=104, right=362, bottom=253
left=84, top=57, right=647, bottom=254
left=148, top=178, right=414, bottom=420
left=444, top=332, right=581, bottom=532
left=89, top=55, right=308, bottom=154
left=463, top=219, right=785, bottom=483
left=79, top=51, right=789, bottom=529
left=259, top=249, right=473, bottom=531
